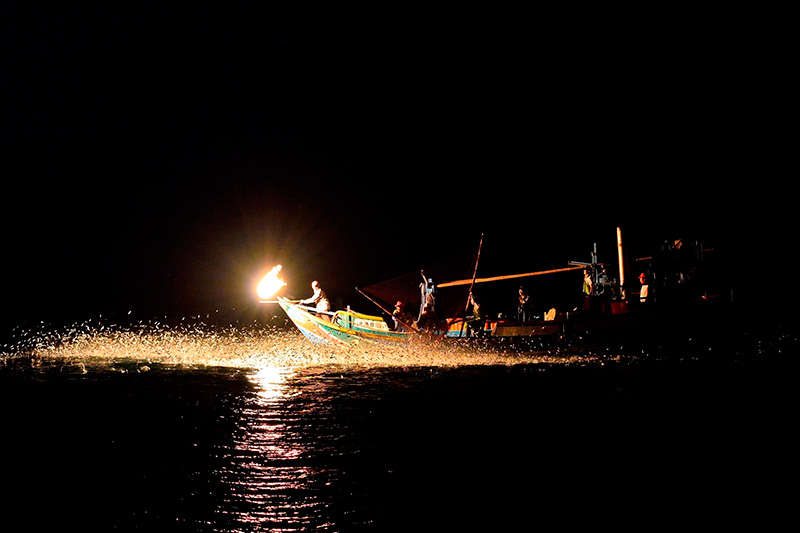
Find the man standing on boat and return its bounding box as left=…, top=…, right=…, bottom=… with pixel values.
left=638, top=273, right=650, bottom=303
left=517, top=287, right=531, bottom=322
left=419, top=271, right=436, bottom=320
left=300, top=280, right=331, bottom=321
left=582, top=267, right=594, bottom=296
left=465, top=293, right=484, bottom=336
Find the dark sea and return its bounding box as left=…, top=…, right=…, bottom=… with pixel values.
left=1, top=315, right=795, bottom=531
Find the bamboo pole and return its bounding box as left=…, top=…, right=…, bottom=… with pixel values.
left=437, top=265, right=584, bottom=288
left=356, top=287, right=419, bottom=333
left=617, top=226, right=626, bottom=300
left=465, top=233, right=484, bottom=311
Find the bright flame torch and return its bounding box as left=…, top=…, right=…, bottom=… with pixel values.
left=257, top=264, right=287, bottom=301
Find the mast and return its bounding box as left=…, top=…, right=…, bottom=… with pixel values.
left=617, top=226, right=626, bottom=300
left=465, top=233, right=484, bottom=312
left=458, top=233, right=484, bottom=337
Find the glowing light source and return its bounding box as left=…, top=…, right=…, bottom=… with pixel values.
left=257, top=265, right=287, bottom=300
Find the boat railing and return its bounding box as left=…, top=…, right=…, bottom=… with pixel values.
left=285, top=300, right=389, bottom=332
left=333, top=310, right=389, bottom=332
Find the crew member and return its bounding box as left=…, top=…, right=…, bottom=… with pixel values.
left=582, top=267, right=594, bottom=296
left=419, top=272, right=436, bottom=320
left=393, top=301, right=415, bottom=332
left=517, top=287, right=530, bottom=322
left=300, top=280, right=331, bottom=320
left=466, top=293, right=483, bottom=336
left=638, top=273, right=650, bottom=303
left=417, top=304, right=438, bottom=332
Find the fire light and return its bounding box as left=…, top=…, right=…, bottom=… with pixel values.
left=257, top=265, right=287, bottom=300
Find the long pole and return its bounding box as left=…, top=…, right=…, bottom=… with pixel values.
left=437, top=265, right=584, bottom=288
left=459, top=233, right=484, bottom=337
left=356, top=287, right=419, bottom=333
left=465, top=233, right=484, bottom=312
left=617, top=226, right=626, bottom=300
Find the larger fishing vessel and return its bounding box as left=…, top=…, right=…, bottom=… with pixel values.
left=360, top=228, right=730, bottom=345
left=439, top=229, right=730, bottom=343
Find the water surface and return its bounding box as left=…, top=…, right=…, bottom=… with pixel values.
left=1, top=322, right=794, bottom=531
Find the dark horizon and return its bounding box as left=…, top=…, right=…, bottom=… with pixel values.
left=2, top=4, right=791, bottom=331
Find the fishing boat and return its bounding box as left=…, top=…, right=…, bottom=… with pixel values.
left=362, top=228, right=731, bottom=345
left=277, top=297, right=410, bottom=346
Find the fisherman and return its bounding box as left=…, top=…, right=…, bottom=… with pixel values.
left=517, top=287, right=530, bottom=322
left=392, top=301, right=415, bottom=332
left=638, top=272, right=650, bottom=303
left=300, top=280, right=331, bottom=321
left=582, top=267, right=594, bottom=296
left=417, top=304, right=438, bottom=332
left=465, top=293, right=483, bottom=337
left=595, top=266, right=610, bottom=296
left=419, top=272, right=436, bottom=320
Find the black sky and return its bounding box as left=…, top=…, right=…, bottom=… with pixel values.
left=1, top=4, right=792, bottom=328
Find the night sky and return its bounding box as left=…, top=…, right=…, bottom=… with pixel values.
left=2, top=4, right=791, bottom=329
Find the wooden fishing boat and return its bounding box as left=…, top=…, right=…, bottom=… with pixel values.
left=385, top=229, right=730, bottom=345
left=278, top=297, right=409, bottom=345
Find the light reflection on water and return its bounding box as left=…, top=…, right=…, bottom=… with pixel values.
left=249, top=366, right=296, bottom=403
left=218, top=366, right=345, bottom=531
